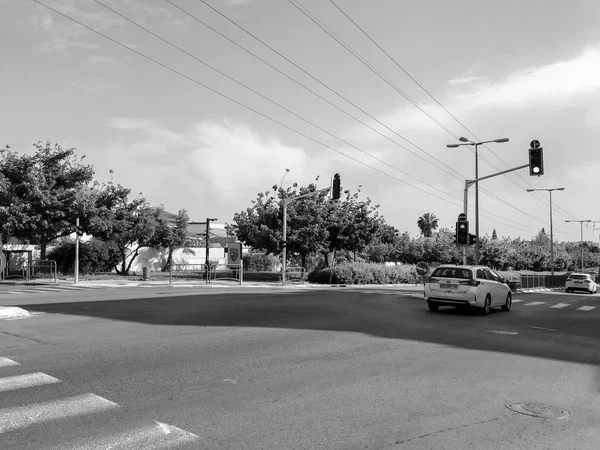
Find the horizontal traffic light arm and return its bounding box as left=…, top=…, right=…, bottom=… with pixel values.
left=283, top=188, right=331, bottom=206
left=465, top=163, right=529, bottom=188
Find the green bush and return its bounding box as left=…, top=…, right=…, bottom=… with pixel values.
left=47, top=238, right=121, bottom=274
left=307, top=262, right=421, bottom=285
left=243, top=251, right=280, bottom=271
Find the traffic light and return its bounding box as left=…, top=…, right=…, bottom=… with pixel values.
left=456, top=221, right=469, bottom=246
left=529, top=147, right=544, bottom=176
left=75, top=225, right=84, bottom=237
left=468, top=233, right=477, bottom=246
left=331, top=173, right=341, bottom=200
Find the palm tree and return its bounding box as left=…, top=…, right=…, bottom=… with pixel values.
left=417, top=213, right=439, bottom=238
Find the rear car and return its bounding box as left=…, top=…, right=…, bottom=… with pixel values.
left=565, top=273, right=597, bottom=293
left=424, top=265, right=512, bottom=315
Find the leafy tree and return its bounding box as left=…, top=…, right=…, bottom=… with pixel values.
left=47, top=237, right=120, bottom=274
left=0, top=142, right=95, bottom=259
left=492, top=229, right=498, bottom=240
left=417, top=213, right=439, bottom=237
left=88, top=184, right=167, bottom=275
left=157, top=209, right=190, bottom=272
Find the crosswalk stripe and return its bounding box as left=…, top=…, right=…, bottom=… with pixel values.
left=0, top=357, right=19, bottom=368
left=53, top=420, right=201, bottom=450
left=525, top=301, right=546, bottom=306
left=550, top=302, right=570, bottom=308
left=0, top=393, right=119, bottom=434
left=0, top=372, right=61, bottom=393
left=578, top=306, right=596, bottom=311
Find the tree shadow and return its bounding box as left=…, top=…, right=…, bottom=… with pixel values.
left=19, top=291, right=600, bottom=373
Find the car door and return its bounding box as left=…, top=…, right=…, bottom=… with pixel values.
left=476, top=268, right=493, bottom=302
left=486, top=269, right=507, bottom=305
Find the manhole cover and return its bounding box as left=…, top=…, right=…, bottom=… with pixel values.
left=506, top=401, right=569, bottom=419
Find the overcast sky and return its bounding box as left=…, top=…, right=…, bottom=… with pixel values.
left=2, top=0, right=599, bottom=242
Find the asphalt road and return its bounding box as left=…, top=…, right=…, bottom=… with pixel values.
left=1, top=286, right=599, bottom=449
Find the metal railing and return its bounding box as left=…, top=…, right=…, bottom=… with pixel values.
left=284, top=266, right=305, bottom=284
left=520, top=273, right=569, bottom=289
left=210, top=264, right=243, bottom=286
left=169, top=264, right=209, bottom=285
left=29, top=260, right=57, bottom=283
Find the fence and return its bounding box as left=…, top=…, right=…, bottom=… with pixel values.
left=284, top=267, right=305, bottom=284
left=169, top=264, right=209, bottom=285
left=29, top=260, right=57, bottom=283
left=210, top=264, right=243, bottom=285
left=520, top=273, right=569, bottom=289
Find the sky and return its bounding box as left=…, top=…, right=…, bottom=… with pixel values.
left=2, top=0, right=600, bottom=243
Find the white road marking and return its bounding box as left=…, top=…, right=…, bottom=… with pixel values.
left=486, top=330, right=518, bottom=335
left=578, top=306, right=596, bottom=311
left=530, top=326, right=557, bottom=331
left=525, top=301, right=546, bottom=306
left=511, top=299, right=524, bottom=303
left=550, top=302, right=570, bottom=308
left=0, top=357, right=19, bottom=368
left=0, top=393, right=119, bottom=434
left=0, top=372, right=61, bottom=393
left=53, top=420, right=200, bottom=450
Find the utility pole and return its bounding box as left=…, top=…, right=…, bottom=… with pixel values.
left=74, top=218, right=80, bottom=284
left=190, top=218, right=217, bottom=281
left=565, top=219, right=591, bottom=272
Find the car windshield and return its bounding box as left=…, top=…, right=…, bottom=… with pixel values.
left=569, top=275, right=589, bottom=280
left=431, top=267, right=471, bottom=279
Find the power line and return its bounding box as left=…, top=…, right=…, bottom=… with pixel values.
left=89, top=0, right=464, bottom=208
left=31, top=1, right=550, bottom=236
left=172, top=1, right=557, bottom=231
left=187, top=0, right=466, bottom=180
left=325, top=0, right=578, bottom=221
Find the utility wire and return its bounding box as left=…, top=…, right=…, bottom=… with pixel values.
left=188, top=0, right=466, bottom=180
left=187, top=0, right=562, bottom=230
left=31, top=1, right=549, bottom=235
left=325, top=0, right=578, bottom=221
left=90, top=0, right=463, bottom=207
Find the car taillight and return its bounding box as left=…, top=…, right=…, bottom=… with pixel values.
left=429, top=278, right=439, bottom=283
left=459, top=280, right=480, bottom=287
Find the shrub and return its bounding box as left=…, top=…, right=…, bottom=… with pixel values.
left=47, top=238, right=120, bottom=274
left=243, top=252, right=280, bottom=271
left=308, top=262, right=421, bottom=285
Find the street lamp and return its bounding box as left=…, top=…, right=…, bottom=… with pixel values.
left=447, top=136, right=509, bottom=264
left=526, top=187, right=564, bottom=277
left=279, top=169, right=290, bottom=190
left=565, top=219, right=592, bottom=271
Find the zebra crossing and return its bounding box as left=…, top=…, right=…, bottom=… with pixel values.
left=0, top=284, right=118, bottom=295
left=0, top=356, right=200, bottom=449
left=512, top=299, right=596, bottom=311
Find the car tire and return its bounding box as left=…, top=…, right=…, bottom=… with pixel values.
left=427, top=301, right=439, bottom=312
left=566, top=288, right=571, bottom=293
left=481, top=295, right=492, bottom=316
left=501, top=293, right=512, bottom=312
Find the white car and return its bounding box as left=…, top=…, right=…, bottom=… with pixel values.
left=424, top=265, right=512, bottom=315
left=565, top=273, right=597, bottom=294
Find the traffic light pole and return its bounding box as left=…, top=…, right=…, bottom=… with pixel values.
left=282, top=188, right=330, bottom=286
left=463, top=163, right=529, bottom=265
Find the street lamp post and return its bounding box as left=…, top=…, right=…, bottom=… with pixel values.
left=565, top=219, right=591, bottom=271
left=447, top=137, right=509, bottom=264
left=526, top=188, right=564, bottom=277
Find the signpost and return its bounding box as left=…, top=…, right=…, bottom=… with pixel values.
left=416, top=262, right=429, bottom=286
left=226, top=242, right=243, bottom=286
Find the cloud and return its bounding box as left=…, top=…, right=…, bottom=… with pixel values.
left=224, top=0, right=252, bottom=6
left=447, top=76, right=484, bottom=86
left=108, top=117, right=159, bottom=131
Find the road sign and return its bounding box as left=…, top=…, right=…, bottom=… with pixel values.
left=416, top=262, right=429, bottom=276
left=457, top=213, right=467, bottom=222
left=530, top=140, right=540, bottom=149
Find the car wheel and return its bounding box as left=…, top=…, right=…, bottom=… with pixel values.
left=501, top=293, right=512, bottom=312
left=566, top=288, right=571, bottom=293
left=427, top=301, right=439, bottom=312
left=481, top=294, right=491, bottom=316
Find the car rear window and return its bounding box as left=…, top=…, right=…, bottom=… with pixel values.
left=431, top=267, right=472, bottom=279
left=569, top=275, right=589, bottom=280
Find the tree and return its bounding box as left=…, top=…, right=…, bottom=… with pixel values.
left=417, top=213, right=439, bottom=237
left=157, top=209, right=190, bottom=272
left=88, top=184, right=167, bottom=275
left=0, top=142, right=95, bottom=259
left=492, top=229, right=498, bottom=240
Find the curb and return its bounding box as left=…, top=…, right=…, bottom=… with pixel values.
left=0, top=306, right=30, bottom=319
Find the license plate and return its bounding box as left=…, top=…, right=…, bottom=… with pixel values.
left=574, top=281, right=582, bottom=284
left=439, top=283, right=458, bottom=290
